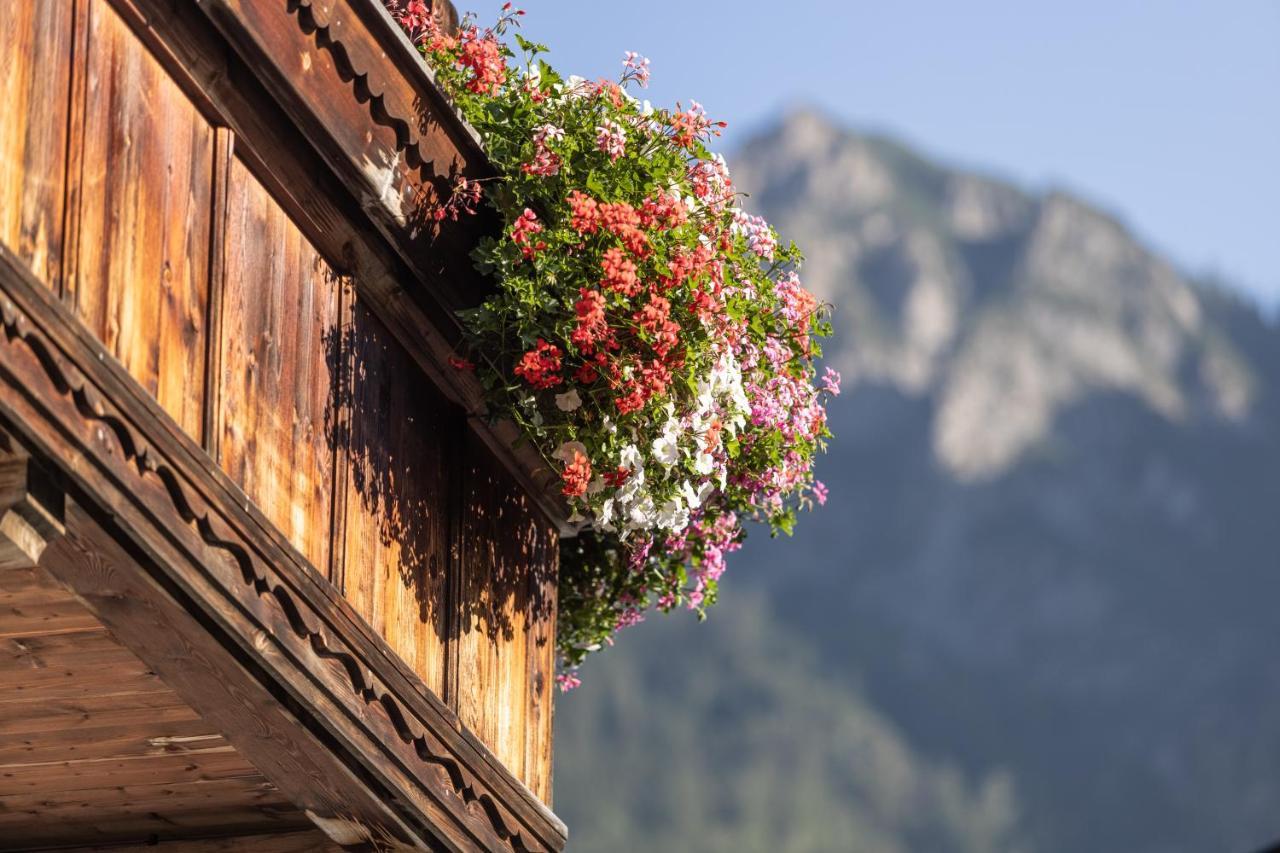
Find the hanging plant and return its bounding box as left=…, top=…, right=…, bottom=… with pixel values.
left=388, top=1, right=839, bottom=688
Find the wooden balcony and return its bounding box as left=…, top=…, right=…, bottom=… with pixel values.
left=0, top=0, right=566, bottom=849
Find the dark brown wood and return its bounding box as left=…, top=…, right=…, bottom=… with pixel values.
left=0, top=564, right=318, bottom=850
left=0, top=748, right=262, bottom=795
left=38, top=503, right=429, bottom=849
left=0, top=0, right=569, bottom=840
left=52, top=831, right=345, bottom=852
left=0, top=244, right=566, bottom=848
left=88, top=0, right=569, bottom=522
left=0, top=438, right=64, bottom=572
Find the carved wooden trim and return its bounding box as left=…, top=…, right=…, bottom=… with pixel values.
left=0, top=246, right=566, bottom=849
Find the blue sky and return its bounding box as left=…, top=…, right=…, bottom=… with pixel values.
left=509, top=1, right=1280, bottom=305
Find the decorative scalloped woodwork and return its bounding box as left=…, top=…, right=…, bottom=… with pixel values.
left=0, top=0, right=564, bottom=843
left=0, top=252, right=564, bottom=850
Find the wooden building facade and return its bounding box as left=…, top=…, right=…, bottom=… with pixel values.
left=0, top=0, right=567, bottom=849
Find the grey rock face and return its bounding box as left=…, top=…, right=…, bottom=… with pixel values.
left=735, top=110, right=1255, bottom=483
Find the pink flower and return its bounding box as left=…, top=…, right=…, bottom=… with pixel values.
left=622, top=51, right=651, bottom=88
left=511, top=208, right=547, bottom=259
left=670, top=100, right=725, bottom=147
left=596, top=119, right=627, bottom=161
left=522, top=124, right=564, bottom=176
left=732, top=209, right=777, bottom=260
left=688, top=154, right=733, bottom=212
left=813, top=480, right=829, bottom=506
left=822, top=367, right=842, bottom=396
left=556, top=672, right=582, bottom=692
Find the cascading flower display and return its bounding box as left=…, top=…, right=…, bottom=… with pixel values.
left=388, top=2, right=838, bottom=685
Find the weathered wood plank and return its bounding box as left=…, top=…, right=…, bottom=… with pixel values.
left=0, top=690, right=200, bottom=738
left=0, top=564, right=63, bottom=597
left=336, top=300, right=453, bottom=698
left=73, top=0, right=212, bottom=437
left=32, top=830, right=341, bottom=853
left=35, top=503, right=429, bottom=847
left=0, top=643, right=151, bottom=686
left=202, top=125, right=235, bottom=453
left=0, top=776, right=284, bottom=816
left=525, top=542, right=557, bottom=806
left=0, top=601, right=102, bottom=641
left=215, top=155, right=341, bottom=577
left=0, top=93, right=565, bottom=850
left=0, top=749, right=256, bottom=795
left=457, top=431, right=559, bottom=802
left=2, top=629, right=128, bottom=665
left=0, top=719, right=225, bottom=766
left=0, top=804, right=308, bottom=850
left=0, top=0, right=74, bottom=287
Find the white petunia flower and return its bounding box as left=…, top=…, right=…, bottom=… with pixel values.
left=628, top=496, right=655, bottom=528
left=555, top=389, right=583, bottom=412
left=618, top=443, right=643, bottom=471
left=652, top=433, right=680, bottom=468
left=655, top=497, right=689, bottom=532
left=597, top=498, right=615, bottom=530
left=682, top=480, right=714, bottom=509
left=694, top=452, right=716, bottom=476
left=553, top=440, right=588, bottom=464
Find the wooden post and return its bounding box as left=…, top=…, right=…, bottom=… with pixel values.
left=0, top=431, right=64, bottom=571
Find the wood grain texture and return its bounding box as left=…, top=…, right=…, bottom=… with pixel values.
left=214, top=155, right=342, bottom=574
left=0, top=242, right=566, bottom=848
left=0, top=0, right=73, bottom=287
left=0, top=561, right=312, bottom=850
left=51, top=830, right=343, bottom=852
left=0, top=0, right=567, bottom=831
left=187, top=0, right=572, bottom=534
left=336, top=299, right=453, bottom=697
left=457, top=430, right=558, bottom=803
left=73, top=0, right=213, bottom=438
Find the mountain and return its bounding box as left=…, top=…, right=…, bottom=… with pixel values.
left=553, top=109, right=1280, bottom=853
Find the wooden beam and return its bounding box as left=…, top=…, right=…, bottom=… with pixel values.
left=0, top=433, right=64, bottom=571
left=46, top=830, right=344, bottom=852
left=0, top=242, right=565, bottom=849
left=39, top=502, right=422, bottom=850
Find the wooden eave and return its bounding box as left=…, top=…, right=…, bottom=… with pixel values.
left=0, top=244, right=566, bottom=849
left=122, top=0, right=571, bottom=535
